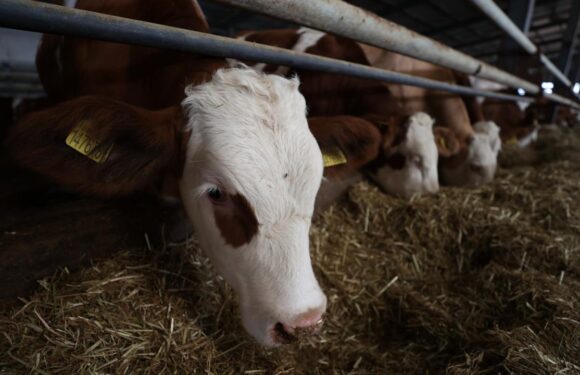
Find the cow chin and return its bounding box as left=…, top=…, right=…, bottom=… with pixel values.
left=231, top=233, right=327, bottom=347
left=440, top=162, right=495, bottom=188
left=371, top=163, right=439, bottom=199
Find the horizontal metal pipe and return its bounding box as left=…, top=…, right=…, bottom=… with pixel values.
left=0, top=71, right=40, bottom=82
left=467, top=0, right=537, bottom=54
left=468, top=0, right=573, bottom=90
left=546, top=93, right=580, bottom=109
left=540, top=54, right=572, bottom=87
left=214, top=0, right=540, bottom=94
left=0, top=0, right=549, bottom=107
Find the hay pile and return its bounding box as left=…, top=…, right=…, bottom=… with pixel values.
left=1, top=128, right=579, bottom=374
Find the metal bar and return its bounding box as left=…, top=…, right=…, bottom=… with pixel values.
left=499, top=0, right=535, bottom=73
left=468, top=0, right=574, bottom=90
left=556, top=0, right=580, bottom=78
left=214, top=0, right=540, bottom=94
left=547, top=1, right=580, bottom=122
left=540, top=54, right=572, bottom=87
left=546, top=93, right=580, bottom=109
left=468, top=0, right=537, bottom=53
left=0, top=0, right=548, bottom=106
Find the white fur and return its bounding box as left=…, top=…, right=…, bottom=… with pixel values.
left=236, top=28, right=325, bottom=76
left=178, top=67, right=326, bottom=346
left=441, top=121, right=501, bottom=187
left=271, top=28, right=326, bottom=76
left=370, top=112, right=440, bottom=198
left=233, top=33, right=268, bottom=72
left=469, top=77, right=530, bottom=111
left=474, top=121, right=501, bottom=154
left=517, top=127, right=539, bottom=148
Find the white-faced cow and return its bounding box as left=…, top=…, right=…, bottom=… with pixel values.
left=237, top=28, right=451, bottom=199
left=358, top=44, right=502, bottom=187
left=467, top=78, right=539, bottom=148
left=6, top=0, right=327, bottom=347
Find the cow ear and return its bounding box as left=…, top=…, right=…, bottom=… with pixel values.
left=6, top=96, right=185, bottom=197
left=365, top=114, right=409, bottom=152
left=308, top=116, right=381, bottom=178
left=433, top=127, right=460, bottom=157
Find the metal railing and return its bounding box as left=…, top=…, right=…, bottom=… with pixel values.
left=0, top=0, right=578, bottom=110
left=468, top=0, right=575, bottom=91
left=215, top=0, right=540, bottom=94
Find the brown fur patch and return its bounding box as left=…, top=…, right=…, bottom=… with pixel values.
left=308, top=116, right=382, bottom=179
left=37, top=0, right=226, bottom=109
left=214, top=193, right=259, bottom=248
left=6, top=96, right=184, bottom=197
left=439, top=135, right=472, bottom=169
left=433, top=126, right=461, bottom=158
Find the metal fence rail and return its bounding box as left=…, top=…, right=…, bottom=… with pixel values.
left=468, top=0, right=575, bottom=90
left=214, top=0, right=541, bottom=94
left=0, top=0, right=578, bottom=109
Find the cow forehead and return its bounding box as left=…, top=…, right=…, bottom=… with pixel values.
left=400, top=115, right=436, bottom=155
left=182, top=68, right=322, bottom=221
left=469, top=134, right=496, bottom=165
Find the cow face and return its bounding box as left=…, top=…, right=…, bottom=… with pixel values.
left=440, top=121, right=501, bottom=187
left=179, top=68, right=327, bottom=346
left=369, top=112, right=440, bottom=198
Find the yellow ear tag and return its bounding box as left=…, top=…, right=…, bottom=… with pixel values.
left=506, top=136, right=518, bottom=145
left=322, top=147, right=347, bottom=168
left=437, top=136, right=447, bottom=150
left=65, top=120, right=114, bottom=163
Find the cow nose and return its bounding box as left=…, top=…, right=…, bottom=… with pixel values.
left=273, top=306, right=326, bottom=344
left=291, top=307, right=325, bottom=329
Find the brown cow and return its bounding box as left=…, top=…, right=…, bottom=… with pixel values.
left=238, top=28, right=457, bottom=198
left=358, top=44, right=501, bottom=187
left=6, top=1, right=329, bottom=347
left=459, top=77, right=539, bottom=148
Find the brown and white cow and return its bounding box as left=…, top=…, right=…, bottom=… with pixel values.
left=237, top=28, right=451, bottom=199
left=467, top=78, right=539, bottom=148
left=6, top=0, right=327, bottom=347
left=358, top=44, right=501, bottom=187
left=238, top=28, right=496, bottom=190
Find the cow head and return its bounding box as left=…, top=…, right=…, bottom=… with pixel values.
left=368, top=112, right=440, bottom=198
left=7, top=67, right=327, bottom=347
left=440, top=121, right=501, bottom=187
left=307, top=115, right=382, bottom=213
left=178, top=68, right=326, bottom=346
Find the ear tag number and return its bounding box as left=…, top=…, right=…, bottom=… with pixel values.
left=322, top=147, right=347, bottom=168
left=65, top=120, right=114, bottom=163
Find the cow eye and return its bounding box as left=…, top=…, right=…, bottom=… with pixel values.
left=207, top=186, right=226, bottom=203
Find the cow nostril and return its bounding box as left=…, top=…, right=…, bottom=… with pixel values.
left=273, top=322, right=297, bottom=344
left=272, top=315, right=324, bottom=345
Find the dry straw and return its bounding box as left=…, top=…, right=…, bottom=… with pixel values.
left=1, top=127, right=579, bottom=374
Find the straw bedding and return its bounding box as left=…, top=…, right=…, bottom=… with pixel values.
left=1, top=127, right=579, bottom=374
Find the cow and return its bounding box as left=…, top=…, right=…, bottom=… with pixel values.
left=358, top=44, right=501, bottom=187
left=306, top=113, right=455, bottom=208
left=466, top=78, right=539, bottom=148
left=236, top=28, right=454, bottom=199
left=5, top=0, right=328, bottom=347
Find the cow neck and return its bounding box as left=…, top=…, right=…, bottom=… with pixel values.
left=363, top=114, right=410, bottom=173
left=154, top=106, right=190, bottom=200
left=439, top=135, right=471, bottom=169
